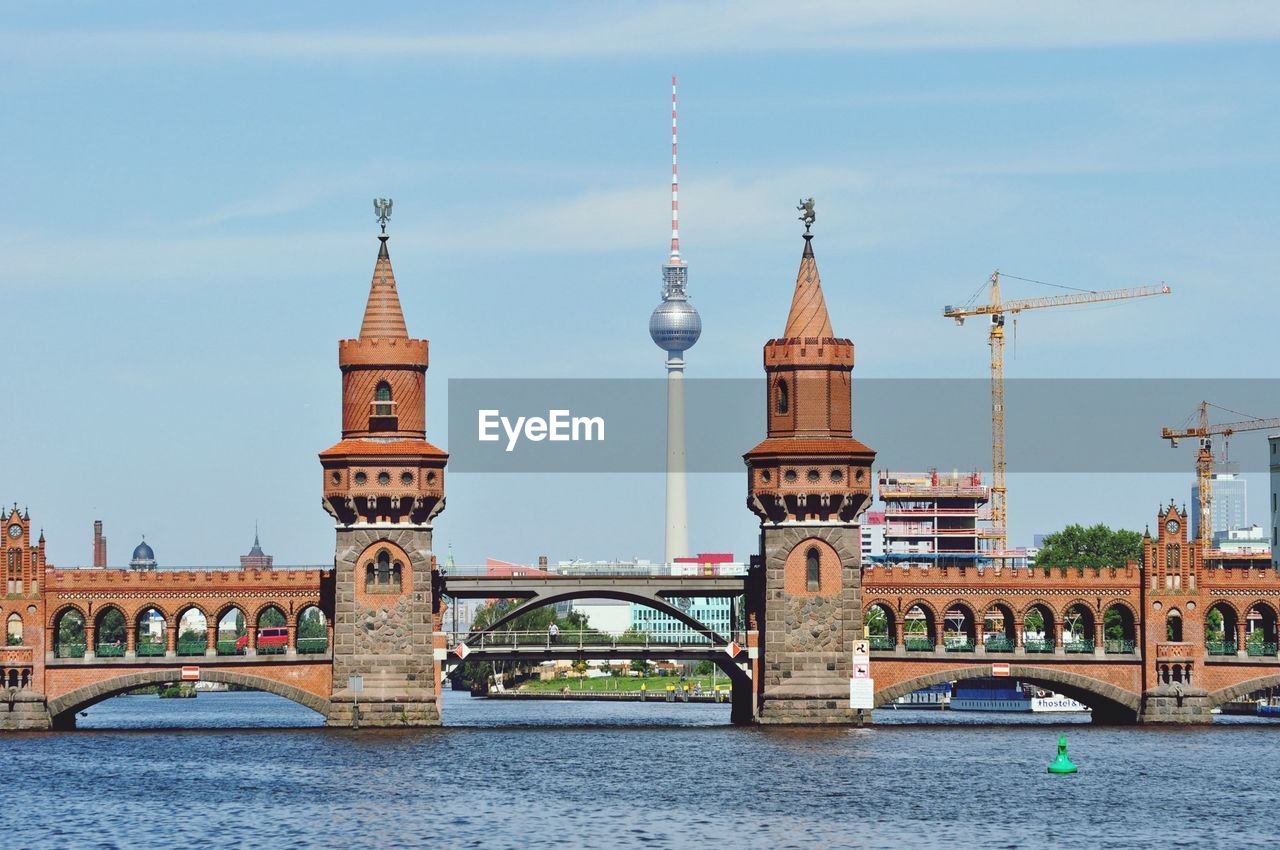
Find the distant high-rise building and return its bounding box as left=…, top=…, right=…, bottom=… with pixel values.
left=1191, top=469, right=1248, bottom=541
left=92, top=520, right=107, bottom=568
left=1270, top=435, right=1280, bottom=569
left=629, top=553, right=745, bottom=641
left=861, top=511, right=886, bottom=560
left=648, top=75, right=701, bottom=564
left=877, top=470, right=994, bottom=569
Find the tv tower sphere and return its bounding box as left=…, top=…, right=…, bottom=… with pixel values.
left=649, top=293, right=701, bottom=353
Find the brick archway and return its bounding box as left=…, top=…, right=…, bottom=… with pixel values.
left=46, top=669, right=330, bottom=728
left=874, top=663, right=1140, bottom=722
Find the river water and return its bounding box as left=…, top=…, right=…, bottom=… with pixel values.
left=5, top=690, right=1276, bottom=848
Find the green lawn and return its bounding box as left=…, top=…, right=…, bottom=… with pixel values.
left=518, top=675, right=731, bottom=693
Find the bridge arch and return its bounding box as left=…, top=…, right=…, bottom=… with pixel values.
left=175, top=602, right=211, bottom=622
left=468, top=589, right=728, bottom=643
left=875, top=664, right=1140, bottom=722
left=1208, top=673, right=1280, bottom=710
left=46, top=669, right=330, bottom=729
left=1058, top=598, right=1096, bottom=620
left=864, top=601, right=896, bottom=644
left=942, top=600, right=977, bottom=646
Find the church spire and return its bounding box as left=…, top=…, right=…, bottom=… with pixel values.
left=783, top=202, right=834, bottom=340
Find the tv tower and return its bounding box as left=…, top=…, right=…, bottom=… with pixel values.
left=649, top=75, right=701, bottom=563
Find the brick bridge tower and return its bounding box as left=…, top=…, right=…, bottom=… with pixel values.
left=744, top=210, right=875, bottom=724
left=320, top=206, right=448, bottom=726
left=1140, top=502, right=1211, bottom=722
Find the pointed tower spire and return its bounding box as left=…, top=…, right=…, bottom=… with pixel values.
left=359, top=234, right=410, bottom=340
left=784, top=200, right=834, bottom=340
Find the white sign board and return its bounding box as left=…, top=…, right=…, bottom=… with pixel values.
left=180, top=666, right=200, bottom=682
left=850, top=678, right=875, bottom=710
left=348, top=675, right=364, bottom=694
left=991, top=662, right=1010, bottom=678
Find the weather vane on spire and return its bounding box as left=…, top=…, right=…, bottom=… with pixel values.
left=797, top=197, right=816, bottom=233
left=373, top=198, right=393, bottom=234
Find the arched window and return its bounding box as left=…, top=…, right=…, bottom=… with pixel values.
left=6, top=612, right=22, bottom=646
left=1167, top=609, right=1183, bottom=642
left=374, top=382, right=393, bottom=417
left=776, top=379, right=789, bottom=415
left=391, top=561, right=403, bottom=591
left=806, top=547, right=820, bottom=593
left=365, top=563, right=375, bottom=593
left=377, top=550, right=392, bottom=586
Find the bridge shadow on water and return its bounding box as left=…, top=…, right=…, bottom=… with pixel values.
left=62, top=686, right=1280, bottom=732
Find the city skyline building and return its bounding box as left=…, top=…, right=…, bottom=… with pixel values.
left=648, top=75, right=701, bottom=564
left=875, top=470, right=995, bottom=570
left=1191, top=468, right=1249, bottom=542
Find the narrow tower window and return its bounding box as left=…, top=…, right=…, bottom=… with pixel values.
left=374, top=382, right=393, bottom=417
left=776, top=379, right=789, bottom=415
left=806, top=547, right=821, bottom=593
left=376, top=549, right=392, bottom=588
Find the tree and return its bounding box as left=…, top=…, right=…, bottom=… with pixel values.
left=97, top=609, right=125, bottom=645
left=259, top=607, right=286, bottom=628
left=298, top=609, right=326, bottom=640
left=865, top=605, right=887, bottom=637
left=1205, top=608, right=1225, bottom=642
left=693, top=660, right=715, bottom=676
left=629, top=658, right=649, bottom=674
left=1034, top=524, right=1142, bottom=570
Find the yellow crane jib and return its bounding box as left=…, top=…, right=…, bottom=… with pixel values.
left=945, top=272, right=1173, bottom=556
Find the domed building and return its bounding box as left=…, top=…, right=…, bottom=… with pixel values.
left=129, top=537, right=157, bottom=571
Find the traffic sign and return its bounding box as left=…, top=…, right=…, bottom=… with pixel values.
left=852, top=639, right=869, bottom=658
left=992, top=662, right=1010, bottom=677
left=454, top=642, right=470, bottom=660
left=853, top=662, right=870, bottom=680
left=180, top=666, right=200, bottom=681
left=725, top=641, right=742, bottom=657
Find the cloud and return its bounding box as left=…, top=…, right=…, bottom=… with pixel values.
left=7, top=1, right=1280, bottom=64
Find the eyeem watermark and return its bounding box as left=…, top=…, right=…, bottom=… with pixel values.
left=478, top=409, right=606, bottom=452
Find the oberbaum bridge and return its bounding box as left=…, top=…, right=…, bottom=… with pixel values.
left=4, top=215, right=1280, bottom=731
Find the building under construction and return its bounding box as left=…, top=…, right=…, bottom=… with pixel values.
left=874, top=470, right=1007, bottom=570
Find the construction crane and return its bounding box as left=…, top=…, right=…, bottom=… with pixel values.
left=1161, top=401, right=1280, bottom=548
left=944, top=272, right=1172, bottom=555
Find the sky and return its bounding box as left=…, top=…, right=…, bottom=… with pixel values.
left=1, top=2, right=1278, bottom=567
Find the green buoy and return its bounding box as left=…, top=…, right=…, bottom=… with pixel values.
left=1047, top=734, right=1078, bottom=774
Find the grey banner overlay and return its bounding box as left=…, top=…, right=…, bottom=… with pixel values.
left=446, top=379, right=1280, bottom=473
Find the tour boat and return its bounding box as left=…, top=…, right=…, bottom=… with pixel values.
left=949, top=678, right=1032, bottom=712
left=1257, top=697, right=1280, bottom=718
left=1030, top=694, right=1090, bottom=713
left=892, top=682, right=950, bottom=709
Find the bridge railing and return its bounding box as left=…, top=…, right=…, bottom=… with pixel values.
left=446, top=630, right=726, bottom=651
